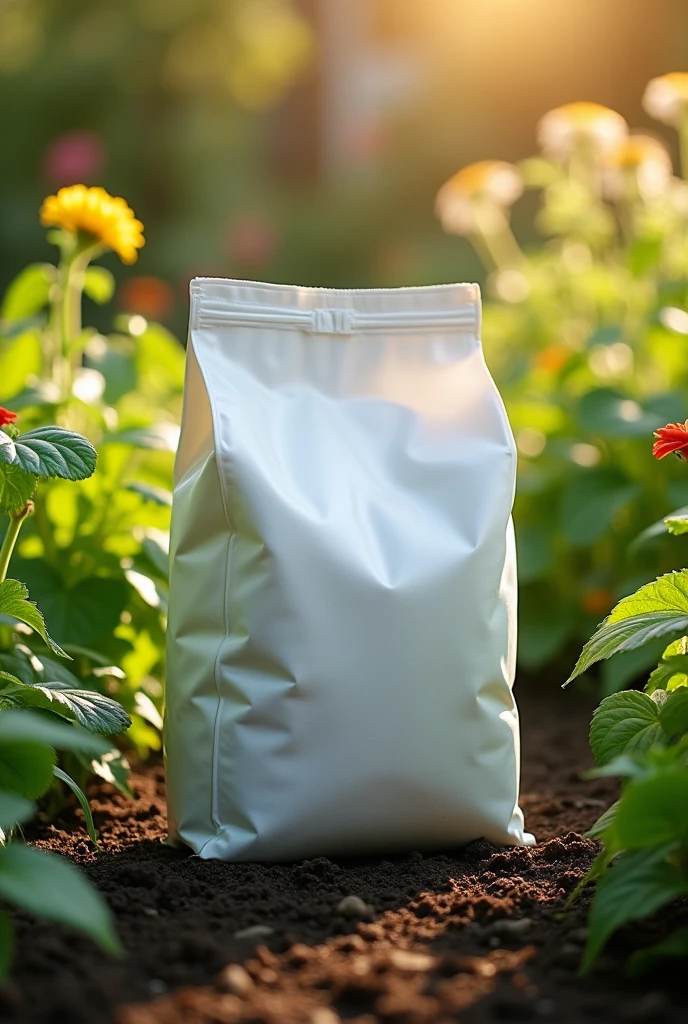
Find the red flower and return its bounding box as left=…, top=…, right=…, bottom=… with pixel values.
left=653, top=420, right=688, bottom=460
left=0, top=408, right=17, bottom=427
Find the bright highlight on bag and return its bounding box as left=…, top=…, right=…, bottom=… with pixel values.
left=165, top=278, right=533, bottom=860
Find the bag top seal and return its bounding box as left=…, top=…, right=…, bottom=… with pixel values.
left=191, top=278, right=480, bottom=334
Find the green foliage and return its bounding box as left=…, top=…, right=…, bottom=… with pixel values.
left=0, top=427, right=97, bottom=481
left=0, top=579, right=67, bottom=657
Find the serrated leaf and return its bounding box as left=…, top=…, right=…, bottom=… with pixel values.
left=14, top=682, right=131, bottom=735
left=568, top=572, right=688, bottom=682
left=0, top=844, right=122, bottom=956
left=665, top=515, right=688, bottom=536
left=586, top=800, right=620, bottom=840
left=0, top=427, right=96, bottom=481
left=0, top=465, right=36, bottom=513
left=0, top=710, right=109, bottom=754
left=630, top=506, right=688, bottom=552
left=53, top=766, right=99, bottom=848
left=646, top=653, right=688, bottom=694
left=659, top=688, right=688, bottom=741
left=83, top=266, right=115, bottom=305
left=0, top=739, right=55, bottom=799
left=0, top=791, right=34, bottom=830
left=615, top=768, right=688, bottom=849
left=1, top=264, right=55, bottom=321
left=589, top=691, right=664, bottom=766
left=582, top=846, right=687, bottom=973
left=0, top=580, right=67, bottom=658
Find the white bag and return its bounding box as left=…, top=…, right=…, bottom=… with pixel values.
left=165, top=278, right=533, bottom=860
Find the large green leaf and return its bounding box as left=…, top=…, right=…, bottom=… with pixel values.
left=586, top=800, right=620, bottom=840
left=0, top=427, right=96, bottom=481
left=9, top=681, right=131, bottom=735
left=10, top=561, right=128, bottom=647
left=658, top=688, right=688, bottom=741
left=568, top=572, right=688, bottom=681
left=589, top=691, right=664, bottom=766
left=646, top=646, right=688, bottom=694
left=0, top=332, right=42, bottom=403
left=0, top=465, right=37, bottom=513
left=560, top=470, right=639, bottom=547
left=0, top=791, right=34, bottom=829
left=1, top=264, right=55, bottom=321
left=0, top=844, right=121, bottom=956
left=615, top=768, right=688, bottom=849
left=0, top=579, right=67, bottom=657
left=83, top=266, right=115, bottom=305
left=0, top=710, right=109, bottom=754
left=583, top=846, right=688, bottom=972
left=0, top=739, right=55, bottom=799
left=575, top=389, right=677, bottom=438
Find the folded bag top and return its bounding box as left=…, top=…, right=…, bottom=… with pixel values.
left=165, top=278, right=533, bottom=860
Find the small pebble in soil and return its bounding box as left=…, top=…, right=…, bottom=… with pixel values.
left=234, top=924, right=275, bottom=940
left=217, top=963, right=254, bottom=997
left=142, top=907, right=158, bottom=917
left=387, top=949, right=436, bottom=972
left=147, top=979, right=167, bottom=995
left=336, top=895, right=373, bottom=919
left=488, top=918, right=533, bottom=939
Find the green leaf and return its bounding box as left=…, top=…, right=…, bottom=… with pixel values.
left=568, top=572, right=688, bottom=682
left=615, top=768, right=688, bottom=849
left=630, top=507, right=688, bottom=552
left=586, top=800, right=620, bottom=840
left=582, top=846, right=687, bottom=972
left=0, top=427, right=96, bottom=481
left=0, top=710, right=109, bottom=755
left=10, top=562, right=128, bottom=648
left=0, top=844, right=122, bottom=956
left=628, top=926, right=688, bottom=975
left=646, top=652, right=688, bottom=695
left=102, top=423, right=179, bottom=452
left=0, top=332, right=42, bottom=403
left=0, top=579, right=68, bottom=658
left=134, top=324, right=186, bottom=397
left=659, top=688, right=688, bottom=741
left=13, top=682, right=131, bottom=735
left=600, top=639, right=669, bottom=697
left=575, top=389, right=668, bottom=439
left=0, top=912, right=13, bottom=982
left=0, top=465, right=36, bottom=513
left=0, top=790, right=34, bottom=829
left=560, top=470, right=639, bottom=547
left=0, top=739, right=55, bottom=799
left=53, top=766, right=99, bottom=848
left=83, top=266, right=115, bottom=305
left=666, top=515, right=688, bottom=535
left=1, top=264, right=55, bottom=321
left=84, top=748, right=133, bottom=799
left=589, top=691, right=664, bottom=766
left=124, top=482, right=172, bottom=507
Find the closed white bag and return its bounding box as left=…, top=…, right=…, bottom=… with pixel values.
left=165, top=278, right=533, bottom=860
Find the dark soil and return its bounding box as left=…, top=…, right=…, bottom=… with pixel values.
left=4, top=689, right=687, bottom=1024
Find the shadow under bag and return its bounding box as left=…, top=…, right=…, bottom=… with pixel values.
left=165, top=278, right=534, bottom=860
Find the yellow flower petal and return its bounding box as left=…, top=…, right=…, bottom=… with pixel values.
left=39, top=184, right=144, bottom=264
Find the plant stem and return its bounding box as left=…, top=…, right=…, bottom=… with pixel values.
left=0, top=503, right=33, bottom=584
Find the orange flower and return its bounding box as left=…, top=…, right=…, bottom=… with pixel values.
left=652, top=420, right=688, bottom=461
left=581, top=588, right=614, bottom=616
left=0, top=408, right=17, bottom=426
left=534, top=345, right=572, bottom=373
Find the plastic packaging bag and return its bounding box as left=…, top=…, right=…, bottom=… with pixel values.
left=165, top=278, right=533, bottom=860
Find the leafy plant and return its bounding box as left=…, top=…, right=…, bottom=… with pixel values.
left=0, top=185, right=183, bottom=755
left=0, top=410, right=130, bottom=977
left=568, top=417, right=688, bottom=973
left=438, top=75, right=688, bottom=685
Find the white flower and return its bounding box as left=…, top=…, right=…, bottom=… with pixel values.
left=603, top=134, right=673, bottom=200
left=435, top=160, right=523, bottom=236
left=643, top=73, right=688, bottom=126
left=537, top=102, right=628, bottom=159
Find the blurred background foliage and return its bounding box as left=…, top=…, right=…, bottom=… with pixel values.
left=3, top=0, right=688, bottom=709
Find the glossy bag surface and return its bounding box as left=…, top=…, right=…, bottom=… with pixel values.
left=165, top=278, right=533, bottom=860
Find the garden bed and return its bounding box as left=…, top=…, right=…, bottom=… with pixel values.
left=4, top=688, right=685, bottom=1024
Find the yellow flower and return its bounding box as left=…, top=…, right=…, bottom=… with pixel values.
left=643, top=73, right=688, bottom=126
left=537, top=102, right=628, bottom=159
left=40, top=185, right=144, bottom=264
left=435, top=160, right=523, bottom=235
left=603, top=133, right=673, bottom=199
